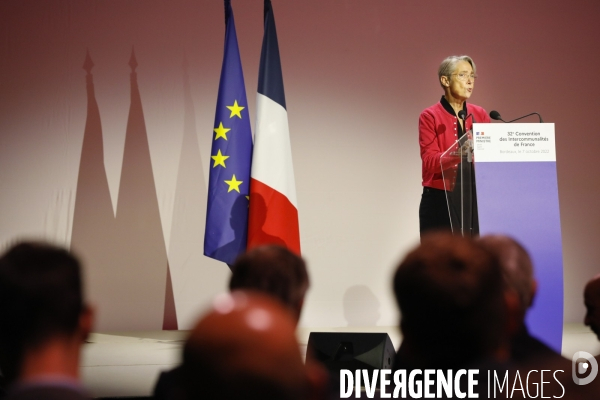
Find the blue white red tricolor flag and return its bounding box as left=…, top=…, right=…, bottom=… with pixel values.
left=248, top=0, right=301, bottom=255
left=204, top=0, right=253, bottom=265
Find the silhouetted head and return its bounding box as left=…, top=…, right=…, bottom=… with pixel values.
left=584, top=275, right=600, bottom=341
left=181, top=292, right=325, bottom=400
left=0, top=241, right=90, bottom=382
left=478, top=235, right=536, bottom=324
left=230, top=245, right=309, bottom=323
left=393, top=232, right=506, bottom=368
left=229, top=195, right=250, bottom=234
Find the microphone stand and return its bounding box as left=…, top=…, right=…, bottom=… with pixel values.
left=506, top=112, right=543, bottom=123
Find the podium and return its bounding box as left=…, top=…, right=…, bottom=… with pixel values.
left=465, top=123, right=563, bottom=352
left=440, top=130, right=478, bottom=237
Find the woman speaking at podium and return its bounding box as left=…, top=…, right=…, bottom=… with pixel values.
left=418, top=55, right=490, bottom=237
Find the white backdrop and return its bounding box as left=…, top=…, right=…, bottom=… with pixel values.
left=0, top=0, right=599, bottom=330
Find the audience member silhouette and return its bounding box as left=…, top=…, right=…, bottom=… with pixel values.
left=478, top=235, right=569, bottom=366
left=177, top=292, right=327, bottom=400
left=153, top=245, right=312, bottom=400
left=584, top=274, right=600, bottom=342
left=479, top=235, right=575, bottom=398
left=0, top=242, right=93, bottom=400
left=577, top=275, right=600, bottom=398
left=0, top=369, right=5, bottom=399
left=229, top=245, right=309, bottom=323
left=393, top=232, right=508, bottom=371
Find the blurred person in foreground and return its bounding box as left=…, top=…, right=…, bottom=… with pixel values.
left=418, top=55, right=490, bottom=237
left=392, top=233, right=512, bottom=398
left=175, top=292, right=327, bottom=400
left=478, top=235, right=569, bottom=366
left=229, top=245, right=309, bottom=324
left=0, top=242, right=93, bottom=400
left=0, top=369, right=6, bottom=399
left=584, top=274, right=600, bottom=343
left=393, top=232, right=508, bottom=370
left=153, top=246, right=312, bottom=399
left=580, top=275, right=600, bottom=396
left=479, top=235, right=576, bottom=399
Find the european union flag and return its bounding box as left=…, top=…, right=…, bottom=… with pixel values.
left=204, top=0, right=253, bottom=266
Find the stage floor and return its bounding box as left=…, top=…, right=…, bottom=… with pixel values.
left=81, top=323, right=600, bottom=398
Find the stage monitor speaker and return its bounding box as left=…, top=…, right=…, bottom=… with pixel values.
left=307, top=332, right=395, bottom=376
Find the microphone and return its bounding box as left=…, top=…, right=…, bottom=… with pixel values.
left=489, top=110, right=505, bottom=121
left=457, top=110, right=475, bottom=162
left=489, top=110, right=543, bottom=123
left=458, top=110, right=477, bottom=126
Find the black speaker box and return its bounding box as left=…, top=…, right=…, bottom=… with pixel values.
left=307, top=332, right=395, bottom=375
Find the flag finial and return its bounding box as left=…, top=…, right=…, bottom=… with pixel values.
left=264, top=0, right=272, bottom=21
left=224, top=0, right=231, bottom=24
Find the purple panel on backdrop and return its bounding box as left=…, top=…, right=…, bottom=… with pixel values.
left=475, top=161, right=563, bottom=353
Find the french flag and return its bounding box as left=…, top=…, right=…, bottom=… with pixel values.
left=248, top=0, right=300, bottom=255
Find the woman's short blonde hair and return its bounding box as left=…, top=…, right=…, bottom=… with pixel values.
left=438, top=55, right=476, bottom=88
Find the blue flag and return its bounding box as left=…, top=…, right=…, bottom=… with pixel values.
left=204, top=0, right=253, bottom=266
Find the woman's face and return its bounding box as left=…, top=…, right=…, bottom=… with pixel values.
left=446, top=60, right=475, bottom=101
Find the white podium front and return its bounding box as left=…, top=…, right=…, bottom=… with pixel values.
left=473, top=123, right=563, bottom=353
